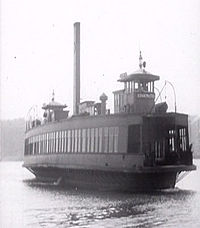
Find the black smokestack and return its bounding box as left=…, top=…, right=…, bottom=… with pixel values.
left=73, top=22, right=80, bottom=115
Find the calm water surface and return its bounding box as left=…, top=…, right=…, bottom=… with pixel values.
left=0, top=160, right=200, bottom=228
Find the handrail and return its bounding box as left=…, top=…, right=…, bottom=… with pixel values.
left=165, top=80, right=177, bottom=113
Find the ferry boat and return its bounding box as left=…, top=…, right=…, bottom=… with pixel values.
left=23, top=22, right=196, bottom=191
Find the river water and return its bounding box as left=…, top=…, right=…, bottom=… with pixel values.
left=0, top=160, right=200, bottom=228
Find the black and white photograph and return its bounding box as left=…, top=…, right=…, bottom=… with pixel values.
left=0, top=0, right=200, bottom=227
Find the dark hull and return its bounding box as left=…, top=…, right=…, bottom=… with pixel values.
left=26, top=166, right=178, bottom=192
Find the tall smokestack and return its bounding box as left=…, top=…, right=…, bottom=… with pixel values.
left=73, top=22, right=80, bottom=115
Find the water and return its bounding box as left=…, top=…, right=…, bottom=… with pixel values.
left=0, top=161, right=200, bottom=228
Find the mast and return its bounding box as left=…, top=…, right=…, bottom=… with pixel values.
left=73, top=22, right=80, bottom=115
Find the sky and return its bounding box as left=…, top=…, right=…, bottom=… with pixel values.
left=0, top=0, right=200, bottom=120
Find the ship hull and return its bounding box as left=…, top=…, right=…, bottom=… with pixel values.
left=24, top=165, right=194, bottom=192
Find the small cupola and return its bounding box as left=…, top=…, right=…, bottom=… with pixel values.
left=100, top=93, right=108, bottom=115
left=42, top=91, right=69, bottom=122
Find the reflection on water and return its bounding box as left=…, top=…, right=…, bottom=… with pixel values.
left=0, top=161, right=200, bottom=228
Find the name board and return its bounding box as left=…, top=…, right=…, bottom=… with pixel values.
left=137, top=93, right=155, bottom=99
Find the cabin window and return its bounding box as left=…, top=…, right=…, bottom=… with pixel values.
left=53, top=132, right=56, bottom=153
left=47, top=133, right=50, bottom=154
left=62, top=131, right=65, bottom=152
left=114, top=127, right=119, bottom=153
left=43, top=134, right=45, bottom=154
left=127, top=125, right=140, bottom=153
left=48, top=133, right=51, bottom=153
left=48, top=133, right=51, bottom=154
left=56, top=132, right=59, bottom=153
left=30, top=137, right=33, bottom=154
left=61, top=131, right=63, bottom=153
left=74, top=129, right=77, bottom=153
left=49, top=133, right=51, bottom=154
left=27, top=138, right=29, bottom=155
left=37, top=136, right=40, bottom=154
left=63, top=131, right=67, bottom=153
left=43, top=134, right=46, bottom=154
left=32, top=137, right=35, bottom=155
left=95, top=128, right=99, bottom=152
left=78, top=129, right=81, bottom=152
left=37, top=135, right=40, bottom=154
left=52, top=132, right=54, bottom=153
left=44, top=134, right=46, bottom=154
left=104, top=127, right=109, bottom=153
left=39, top=135, right=42, bottom=154
left=154, top=139, right=165, bottom=160
left=24, top=139, right=27, bottom=155
left=46, top=133, right=48, bottom=153
left=179, top=127, right=187, bottom=152
left=68, top=130, right=71, bottom=153
left=168, top=130, right=175, bottom=152
left=40, top=135, right=43, bottom=154
left=91, top=128, right=95, bottom=153
left=82, top=129, right=86, bottom=153
left=87, top=128, right=90, bottom=152
left=48, top=133, right=50, bottom=154
left=35, top=136, right=38, bottom=154
left=29, top=137, right=32, bottom=155
left=31, top=137, right=33, bottom=155
left=46, top=133, right=48, bottom=154
left=31, top=137, right=34, bottom=155
left=33, top=136, right=37, bottom=155
left=71, top=130, right=75, bottom=153
left=42, top=134, right=44, bottom=154
left=58, top=131, right=61, bottom=153
left=45, top=134, right=47, bottom=154
left=34, top=136, right=37, bottom=154
left=109, top=127, right=114, bottom=153
left=99, top=128, right=103, bottom=152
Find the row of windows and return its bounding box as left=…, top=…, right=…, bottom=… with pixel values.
left=25, top=127, right=119, bottom=155
left=124, top=81, right=154, bottom=93
left=168, top=128, right=188, bottom=152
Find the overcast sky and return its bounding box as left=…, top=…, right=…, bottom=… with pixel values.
left=1, top=0, right=200, bottom=120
